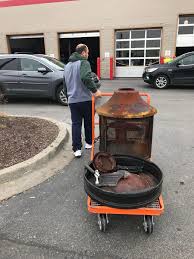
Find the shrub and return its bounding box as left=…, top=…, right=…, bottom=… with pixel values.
left=0, top=85, right=7, bottom=104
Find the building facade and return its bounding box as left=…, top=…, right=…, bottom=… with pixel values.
left=0, top=0, right=194, bottom=78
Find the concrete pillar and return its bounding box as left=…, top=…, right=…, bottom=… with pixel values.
left=161, top=24, right=177, bottom=57
left=44, top=32, right=60, bottom=59
left=0, top=34, right=9, bottom=54
left=100, top=28, right=115, bottom=79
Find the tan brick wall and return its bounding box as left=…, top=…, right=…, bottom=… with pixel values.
left=0, top=34, right=8, bottom=54
left=0, top=0, right=193, bottom=77
left=44, top=32, right=59, bottom=59
left=161, top=24, right=178, bottom=57
left=100, top=28, right=115, bottom=78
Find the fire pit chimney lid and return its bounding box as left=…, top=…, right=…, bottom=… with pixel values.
left=96, top=88, right=157, bottom=118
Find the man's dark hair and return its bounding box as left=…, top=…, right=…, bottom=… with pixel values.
left=75, top=44, right=87, bottom=54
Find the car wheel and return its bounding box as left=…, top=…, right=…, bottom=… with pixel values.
left=154, top=75, right=169, bottom=89
left=56, top=85, right=68, bottom=106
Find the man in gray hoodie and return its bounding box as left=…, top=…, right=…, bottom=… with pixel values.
left=64, top=44, right=101, bottom=157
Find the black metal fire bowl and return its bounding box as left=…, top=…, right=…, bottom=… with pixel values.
left=84, top=155, right=163, bottom=209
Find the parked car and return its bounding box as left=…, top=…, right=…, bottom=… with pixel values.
left=143, top=51, right=194, bottom=89
left=0, top=54, right=67, bottom=105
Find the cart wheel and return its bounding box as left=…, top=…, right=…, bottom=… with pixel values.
left=97, top=214, right=108, bottom=232
left=143, top=215, right=154, bottom=234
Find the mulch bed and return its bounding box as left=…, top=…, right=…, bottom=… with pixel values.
left=0, top=116, right=59, bottom=170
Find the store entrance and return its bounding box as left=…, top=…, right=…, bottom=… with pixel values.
left=59, top=32, right=100, bottom=73
left=176, top=47, right=194, bottom=57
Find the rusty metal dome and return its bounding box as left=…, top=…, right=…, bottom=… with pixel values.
left=96, top=88, right=157, bottom=119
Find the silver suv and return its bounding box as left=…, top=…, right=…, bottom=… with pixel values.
left=0, top=54, right=67, bottom=105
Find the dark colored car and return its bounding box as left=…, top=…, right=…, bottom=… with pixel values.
left=0, top=54, right=67, bottom=105
left=143, top=51, right=194, bottom=89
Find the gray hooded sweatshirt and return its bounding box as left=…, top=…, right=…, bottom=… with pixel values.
left=63, top=52, right=97, bottom=104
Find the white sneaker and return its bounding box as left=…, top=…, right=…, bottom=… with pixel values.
left=74, top=150, right=82, bottom=158
left=85, top=143, right=92, bottom=149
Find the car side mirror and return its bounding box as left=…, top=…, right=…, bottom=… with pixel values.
left=176, top=62, right=182, bottom=67
left=38, top=67, right=48, bottom=73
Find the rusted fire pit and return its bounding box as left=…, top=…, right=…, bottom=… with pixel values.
left=84, top=89, right=163, bottom=208
left=96, top=88, right=157, bottom=159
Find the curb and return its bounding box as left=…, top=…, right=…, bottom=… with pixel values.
left=0, top=116, right=73, bottom=201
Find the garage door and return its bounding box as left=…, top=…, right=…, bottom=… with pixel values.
left=59, top=32, right=100, bottom=73
left=115, top=29, right=161, bottom=77
left=8, top=34, right=45, bottom=54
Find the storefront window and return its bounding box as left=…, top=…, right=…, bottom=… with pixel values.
left=145, top=59, right=159, bottom=65
left=147, top=29, right=161, bottom=38
left=178, top=26, right=194, bottom=34
left=116, top=41, right=129, bottom=49
left=178, top=15, right=194, bottom=35
left=146, top=49, right=160, bottom=57
left=146, top=40, right=160, bottom=48
left=116, top=31, right=129, bottom=39
left=116, top=51, right=129, bottom=58
left=116, top=59, right=129, bottom=66
left=179, top=15, right=194, bottom=25
left=131, top=50, right=144, bottom=57
left=130, top=59, right=144, bottom=66
left=115, top=28, right=161, bottom=67
left=131, top=30, right=145, bottom=39
left=131, top=40, right=145, bottom=48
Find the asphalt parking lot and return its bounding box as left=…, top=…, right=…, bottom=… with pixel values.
left=0, top=79, right=194, bottom=259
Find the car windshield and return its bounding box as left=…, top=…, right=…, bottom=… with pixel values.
left=42, top=56, right=64, bottom=69
left=170, top=54, right=186, bottom=64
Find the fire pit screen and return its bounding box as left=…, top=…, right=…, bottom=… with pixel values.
left=96, top=88, right=157, bottom=159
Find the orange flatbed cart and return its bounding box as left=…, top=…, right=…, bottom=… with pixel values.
left=87, top=92, right=164, bottom=234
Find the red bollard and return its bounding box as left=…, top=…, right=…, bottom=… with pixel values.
left=160, top=57, right=164, bottom=64
left=110, top=57, right=114, bottom=80
left=97, top=57, right=101, bottom=79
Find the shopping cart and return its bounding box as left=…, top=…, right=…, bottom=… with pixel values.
left=87, top=92, right=164, bottom=234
